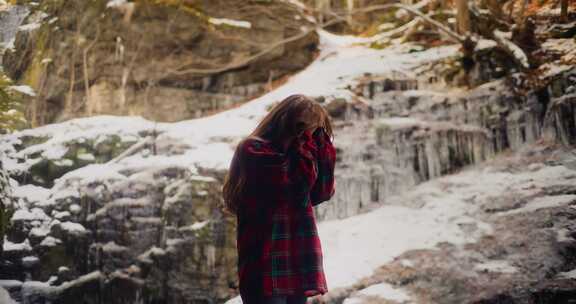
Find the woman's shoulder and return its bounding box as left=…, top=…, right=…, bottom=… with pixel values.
left=237, top=136, right=288, bottom=167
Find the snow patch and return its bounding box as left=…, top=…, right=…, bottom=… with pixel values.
left=208, top=17, right=251, bottom=29
left=498, top=195, right=576, bottom=216
left=138, top=246, right=166, bottom=263
left=106, top=0, right=127, bottom=8
left=347, top=282, right=411, bottom=303
left=101, top=241, right=128, bottom=253
left=474, top=260, right=517, bottom=274
left=12, top=208, right=49, bottom=222
left=59, top=221, right=87, bottom=234
left=8, top=85, right=36, bottom=96
left=77, top=152, right=95, bottom=161
left=13, top=184, right=51, bottom=204
left=22, top=256, right=40, bottom=267
left=39, top=236, right=62, bottom=247
left=557, top=269, right=576, bottom=279
left=30, top=226, right=50, bottom=238
left=3, top=239, right=32, bottom=253
left=0, top=287, right=17, bottom=304
left=190, top=220, right=209, bottom=230
left=0, top=280, right=23, bottom=289
left=18, top=22, right=41, bottom=31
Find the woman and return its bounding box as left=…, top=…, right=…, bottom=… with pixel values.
left=222, top=94, right=337, bottom=304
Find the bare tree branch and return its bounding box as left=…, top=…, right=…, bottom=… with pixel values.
left=82, top=24, right=101, bottom=114
left=159, top=2, right=465, bottom=79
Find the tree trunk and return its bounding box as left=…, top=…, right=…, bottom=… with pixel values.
left=347, top=0, right=354, bottom=26
left=456, top=0, right=471, bottom=35
left=316, top=0, right=330, bottom=24
left=517, top=0, right=529, bottom=25
left=561, top=0, right=569, bottom=22
left=487, top=0, right=502, bottom=19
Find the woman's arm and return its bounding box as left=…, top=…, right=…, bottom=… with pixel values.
left=309, top=128, right=336, bottom=206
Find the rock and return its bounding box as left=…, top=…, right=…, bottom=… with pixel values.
left=548, top=21, right=576, bottom=39
left=325, top=98, right=349, bottom=119
left=2, top=0, right=319, bottom=126
left=543, top=93, right=576, bottom=145
left=0, top=152, right=16, bottom=260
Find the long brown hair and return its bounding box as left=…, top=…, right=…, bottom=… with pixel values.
left=221, top=94, right=333, bottom=216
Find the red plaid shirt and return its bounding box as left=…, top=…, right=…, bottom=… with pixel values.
left=235, top=128, right=336, bottom=299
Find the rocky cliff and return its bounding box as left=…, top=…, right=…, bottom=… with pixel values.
left=1, top=1, right=576, bottom=304
left=2, top=0, right=319, bottom=126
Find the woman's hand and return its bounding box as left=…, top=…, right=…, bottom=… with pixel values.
left=285, top=127, right=315, bottom=151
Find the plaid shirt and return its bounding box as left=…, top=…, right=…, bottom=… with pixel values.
left=235, top=128, right=336, bottom=299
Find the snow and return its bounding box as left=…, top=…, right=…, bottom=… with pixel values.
left=54, top=158, right=73, bottom=167
left=138, top=246, right=166, bottom=263
left=474, top=39, right=498, bottom=51
left=22, top=256, right=40, bottom=267
left=357, top=283, right=410, bottom=301
left=20, top=271, right=102, bottom=298
left=474, top=260, right=517, bottom=274
left=106, top=0, right=127, bottom=8
left=318, top=199, right=490, bottom=290
left=1, top=115, right=151, bottom=172
left=30, top=226, right=50, bottom=238
left=377, top=117, right=422, bottom=130
left=54, top=163, right=128, bottom=185
left=3, top=239, right=32, bottom=252
left=42, top=144, right=68, bottom=160
left=69, top=204, right=81, bottom=214
left=77, top=152, right=95, bottom=161
left=8, top=85, right=36, bottom=96
left=498, top=195, right=576, bottom=216
left=59, top=221, right=87, bottom=234
left=52, top=210, right=71, bottom=220
left=190, top=220, right=209, bottom=230
left=493, top=30, right=529, bottom=68
left=11, top=208, right=49, bottom=222
left=18, top=22, right=41, bottom=31
left=344, top=282, right=411, bottom=304
left=101, top=241, right=128, bottom=252
left=0, top=287, right=17, bottom=304
left=190, top=175, right=217, bottom=182
left=39, top=236, right=62, bottom=247
left=557, top=269, right=576, bottom=279
left=208, top=17, right=251, bottom=29
left=13, top=184, right=51, bottom=203
left=284, top=0, right=306, bottom=10
left=31, top=188, right=78, bottom=209
left=0, top=280, right=23, bottom=289
left=556, top=228, right=573, bottom=242
left=58, top=266, right=70, bottom=272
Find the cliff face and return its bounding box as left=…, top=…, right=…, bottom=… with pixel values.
left=314, top=61, right=576, bottom=221
left=0, top=118, right=239, bottom=303
left=1, top=2, right=576, bottom=304
left=2, top=0, right=319, bottom=126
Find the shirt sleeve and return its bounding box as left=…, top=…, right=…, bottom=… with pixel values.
left=241, top=130, right=319, bottom=209
left=310, top=128, right=336, bottom=206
